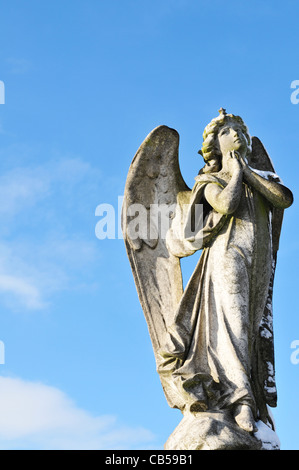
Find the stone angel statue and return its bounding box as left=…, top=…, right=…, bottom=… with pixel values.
left=122, top=109, right=293, bottom=450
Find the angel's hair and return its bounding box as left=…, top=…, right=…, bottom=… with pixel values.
left=198, top=111, right=252, bottom=174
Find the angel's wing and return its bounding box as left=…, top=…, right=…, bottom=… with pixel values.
left=251, top=136, right=284, bottom=255
left=250, top=136, right=284, bottom=418
left=122, top=125, right=191, bottom=407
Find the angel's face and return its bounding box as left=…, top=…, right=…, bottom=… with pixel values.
left=217, top=123, right=248, bottom=156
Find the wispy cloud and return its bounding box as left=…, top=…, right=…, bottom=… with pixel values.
left=6, top=58, right=32, bottom=75
left=0, top=376, right=156, bottom=450
left=0, top=166, right=50, bottom=218
left=0, top=153, right=102, bottom=311
left=0, top=274, right=45, bottom=310
left=0, top=155, right=100, bottom=219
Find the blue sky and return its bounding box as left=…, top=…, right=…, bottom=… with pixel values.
left=0, top=0, right=298, bottom=450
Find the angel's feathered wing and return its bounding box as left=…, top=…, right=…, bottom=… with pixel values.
left=251, top=136, right=283, bottom=417
left=122, top=125, right=191, bottom=408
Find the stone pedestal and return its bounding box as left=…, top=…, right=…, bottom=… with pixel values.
left=164, top=411, right=280, bottom=451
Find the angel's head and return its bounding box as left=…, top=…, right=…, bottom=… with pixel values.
left=199, top=109, right=252, bottom=173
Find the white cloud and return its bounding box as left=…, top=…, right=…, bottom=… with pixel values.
left=0, top=155, right=102, bottom=311
left=0, top=238, right=101, bottom=313
left=0, top=274, right=45, bottom=310
left=0, top=167, right=49, bottom=218
left=0, top=155, right=99, bottom=219
left=0, top=236, right=98, bottom=311
left=0, top=376, right=156, bottom=450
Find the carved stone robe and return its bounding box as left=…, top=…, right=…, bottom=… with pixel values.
left=159, top=172, right=273, bottom=419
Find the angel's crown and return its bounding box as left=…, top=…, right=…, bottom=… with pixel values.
left=218, top=107, right=227, bottom=117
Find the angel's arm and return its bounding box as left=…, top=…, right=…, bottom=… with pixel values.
left=204, top=156, right=243, bottom=215
left=241, top=158, right=293, bottom=209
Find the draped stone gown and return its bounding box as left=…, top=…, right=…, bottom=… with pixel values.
left=159, top=173, right=272, bottom=417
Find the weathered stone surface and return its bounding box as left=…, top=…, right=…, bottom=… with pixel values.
left=164, top=412, right=280, bottom=451
left=123, top=108, right=293, bottom=450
